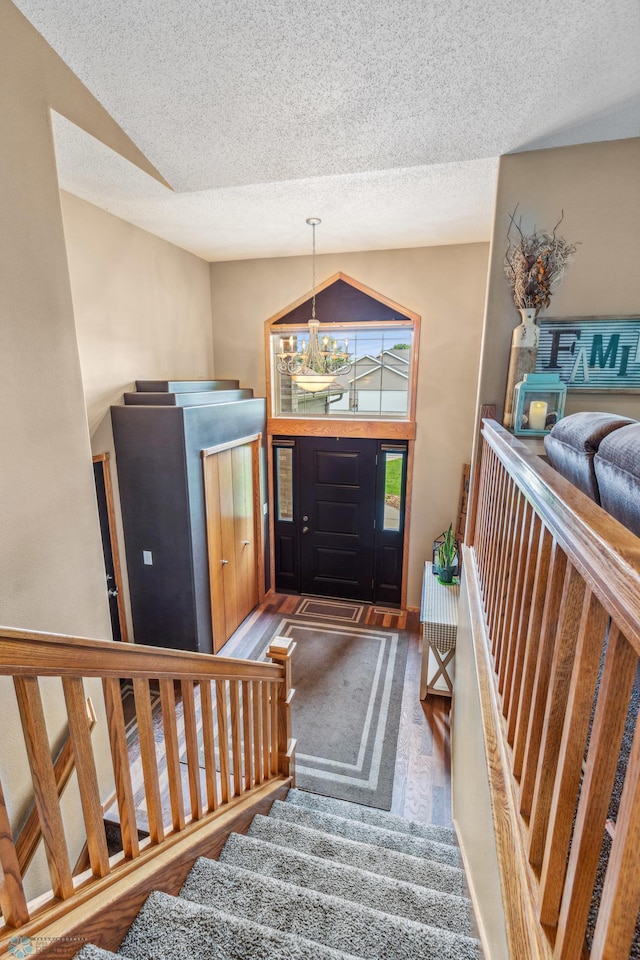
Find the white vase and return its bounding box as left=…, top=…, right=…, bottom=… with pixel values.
left=503, top=307, right=540, bottom=428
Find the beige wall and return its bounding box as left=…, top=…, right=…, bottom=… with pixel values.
left=210, top=243, right=489, bottom=608
left=478, top=137, right=640, bottom=424
left=0, top=0, right=213, bottom=900
left=61, top=191, right=214, bottom=438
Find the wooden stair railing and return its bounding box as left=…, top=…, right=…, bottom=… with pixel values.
left=466, top=419, right=640, bottom=960
left=0, top=628, right=296, bottom=948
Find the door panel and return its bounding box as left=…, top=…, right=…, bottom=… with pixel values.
left=204, top=439, right=261, bottom=652
left=299, top=437, right=376, bottom=601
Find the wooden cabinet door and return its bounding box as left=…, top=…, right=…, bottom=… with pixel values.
left=203, top=437, right=262, bottom=653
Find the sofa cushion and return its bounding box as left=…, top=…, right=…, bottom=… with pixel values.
left=544, top=412, right=635, bottom=502
left=594, top=422, right=640, bottom=536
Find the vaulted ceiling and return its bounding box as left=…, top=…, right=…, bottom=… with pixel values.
left=14, top=0, right=640, bottom=260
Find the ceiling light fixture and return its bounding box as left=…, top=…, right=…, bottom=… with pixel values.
left=276, top=218, right=352, bottom=393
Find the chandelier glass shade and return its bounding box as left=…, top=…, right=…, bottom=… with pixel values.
left=275, top=218, right=352, bottom=393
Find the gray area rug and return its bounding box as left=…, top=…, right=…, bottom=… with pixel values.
left=249, top=616, right=409, bottom=810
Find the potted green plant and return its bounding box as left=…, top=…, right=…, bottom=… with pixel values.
left=436, top=524, right=458, bottom=584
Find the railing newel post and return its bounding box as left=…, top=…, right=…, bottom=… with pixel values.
left=267, top=637, right=297, bottom=784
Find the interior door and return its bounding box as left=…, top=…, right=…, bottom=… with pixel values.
left=298, top=437, right=377, bottom=601
left=203, top=437, right=261, bottom=652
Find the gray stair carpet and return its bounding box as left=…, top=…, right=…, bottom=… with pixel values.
left=219, top=832, right=473, bottom=935
left=120, top=890, right=362, bottom=960
left=248, top=812, right=467, bottom=896
left=268, top=798, right=462, bottom=866
left=73, top=790, right=480, bottom=960
left=180, top=857, right=480, bottom=960
left=285, top=788, right=459, bottom=846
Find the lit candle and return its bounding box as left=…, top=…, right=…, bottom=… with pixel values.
left=288, top=336, right=294, bottom=350
left=528, top=400, right=548, bottom=431
left=279, top=337, right=283, bottom=353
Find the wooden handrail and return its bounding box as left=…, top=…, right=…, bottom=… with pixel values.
left=0, top=625, right=294, bottom=946
left=468, top=419, right=640, bottom=960
left=0, top=627, right=282, bottom=682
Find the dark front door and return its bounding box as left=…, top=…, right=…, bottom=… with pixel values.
left=298, top=437, right=377, bottom=601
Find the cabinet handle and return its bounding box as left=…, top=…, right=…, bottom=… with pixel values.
left=221, top=559, right=229, bottom=565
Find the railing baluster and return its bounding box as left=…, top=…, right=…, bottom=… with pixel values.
left=519, top=541, right=567, bottom=810
left=0, top=779, right=29, bottom=927
left=229, top=680, right=243, bottom=796
left=505, top=511, right=542, bottom=742
left=159, top=679, right=185, bottom=832
left=262, top=680, right=271, bottom=781
left=497, top=491, right=527, bottom=694
left=199, top=679, right=218, bottom=813
left=215, top=679, right=231, bottom=804
left=590, top=712, right=640, bottom=960
left=102, top=678, right=140, bottom=860
left=528, top=564, right=586, bottom=867
left=242, top=680, right=254, bottom=790
left=512, top=525, right=554, bottom=777
left=132, top=678, right=164, bottom=844
left=538, top=592, right=608, bottom=926
left=13, top=677, right=74, bottom=899
left=180, top=679, right=203, bottom=820
left=555, top=627, right=637, bottom=960
left=270, top=681, right=279, bottom=776
left=62, top=677, right=110, bottom=877
left=252, top=681, right=263, bottom=786
left=491, top=477, right=519, bottom=665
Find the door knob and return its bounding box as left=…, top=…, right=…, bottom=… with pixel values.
left=221, top=559, right=229, bottom=565
left=302, top=526, right=309, bottom=534
left=302, top=515, right=309, bottom=521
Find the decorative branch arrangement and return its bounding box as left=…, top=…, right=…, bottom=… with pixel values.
left=504, top=206, right=578, bottom=316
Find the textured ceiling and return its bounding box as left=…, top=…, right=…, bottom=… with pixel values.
left=15, top=0, right=640, bottom=260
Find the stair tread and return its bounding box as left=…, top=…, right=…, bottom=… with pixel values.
left=269, top=800, right=461, bottom=867
left=249, top=814, right=466, bottom=896
left=286, top=789, right=458, bottom=846
left=74, top=947, right=131, bottom=960
left=220, top=832, right=473, bottom=935
left=120, top=890, right=362, bottom=960
left=180, top=857, right=481, bottom=960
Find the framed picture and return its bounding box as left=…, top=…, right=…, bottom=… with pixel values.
left=535, top=317, right=640, bottom=392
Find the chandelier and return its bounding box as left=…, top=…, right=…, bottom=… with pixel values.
left=276, top=218, right=352, bottom=393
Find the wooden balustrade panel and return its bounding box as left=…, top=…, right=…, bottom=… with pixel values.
left=215, top=679, right=231, bottom=804
left=199, top=680, right=218, bottom=813
left=0, top=780, right=29, bottom=928
left=242, top=681, right=254, bottom=791
left=506, top=511, right=543, bottom=741
left=159, top=679, right=186, bottom=832
left=13, top=677, right=74, bottom=900
left=61, top=677, right=110, bottom=878
left=527, top=567, right=587, bottom=868
left=555, top=628, right=637, bottom=960
left=102, top=678, right=140, bottom=860
left=538, top=593, right=609, bottom=926
left=180, top=680, right=203, bottom=821
left=132, top=678, right=164, bottom=845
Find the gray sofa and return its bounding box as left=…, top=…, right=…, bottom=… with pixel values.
left=544, top=411, right=640, bottom=536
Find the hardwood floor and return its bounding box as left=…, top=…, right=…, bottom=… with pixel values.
left=110, top=592, right=453, bottom=840
left=219, top=592, right=453, bottom=828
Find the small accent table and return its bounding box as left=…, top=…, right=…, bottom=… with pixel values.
left=420, top=561, right=460, bottom=698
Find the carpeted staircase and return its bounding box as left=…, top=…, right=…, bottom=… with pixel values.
left=76, top=789, right=482, bottom=960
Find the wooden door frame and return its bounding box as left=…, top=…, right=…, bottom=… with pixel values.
left=201, top=434, right=265, bottom=651
left=264, top=273, right=420, bottom=612
left=92, top=453, right=130, bottom=642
